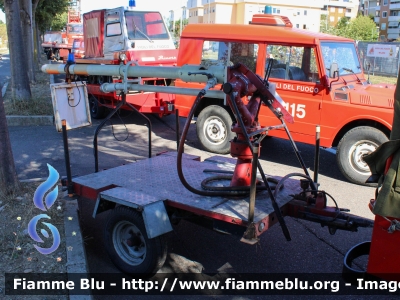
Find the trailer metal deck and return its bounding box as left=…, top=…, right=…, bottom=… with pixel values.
left=73, top=152, right=301, bottom=231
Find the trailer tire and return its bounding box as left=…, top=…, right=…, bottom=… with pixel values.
left=89, top=95, right=107, bottom=119
left=336, top=126, right=388, bottom=185
left=104, top=206, right=167, bottom=276
left=196, top=105, right=235, bottom=154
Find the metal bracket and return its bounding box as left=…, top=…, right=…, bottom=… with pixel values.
left=123, top=60, right=141, bottom=94
left=240, top=222, right=259, bottom=245
left=93, top=187, right=173, bottom=238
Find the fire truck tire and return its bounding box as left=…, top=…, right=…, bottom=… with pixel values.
left=336, top=126, right=388, bottom=185
left=196, top=105, right=235, bottom=154
left=89, top=95, right=106, bottom=119
left=104, top=206, right=167, bottom=276
left=54, top=50, right=60, bottom=61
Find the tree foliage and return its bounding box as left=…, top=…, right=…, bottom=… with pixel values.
left=171, top=19, right=189, bottom=40
left=0, top=23, right=7, bottom=46
left=35, top=0, right=69, bottom=33
left=321, top=15, right=378, bottom=41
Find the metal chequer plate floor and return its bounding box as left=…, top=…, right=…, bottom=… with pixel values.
left=73, top=152, right=302, bottom=223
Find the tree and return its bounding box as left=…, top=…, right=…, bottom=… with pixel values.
left=32, top=0, right=41, bottom=70
left=35, top=0, right=69, bottom=33
left=172, top=18, right=188, bottom=40
left=335, top=16, right=349, bottom=37
left=4, top=0, right=31, bottom=100
left=321, top=15, right=378, bottom=42
left=19, top=0, right=35, bottom=82
left=346, top=15, right=379, bottom=41
left=0, top=92, right=19, bottom=194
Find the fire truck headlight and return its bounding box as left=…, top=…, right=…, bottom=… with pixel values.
left=119, top=52, right=127, bottom=61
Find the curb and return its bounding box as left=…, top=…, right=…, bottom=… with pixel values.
left=5, top=74, right=54, bottom=127
left=6, top=115, right=54, bottom=126
left=63, top=197, right=92, bottom=300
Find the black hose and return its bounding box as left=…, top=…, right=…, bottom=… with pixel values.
left=177, top=90, right=278, bottom=197
left=201, top=175, right=279, bottom=192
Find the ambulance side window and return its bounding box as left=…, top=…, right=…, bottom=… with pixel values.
left=266, top=45, right=319, bottom=83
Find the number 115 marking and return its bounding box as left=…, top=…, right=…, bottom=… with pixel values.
left=283, top=103, right=306, bottom=119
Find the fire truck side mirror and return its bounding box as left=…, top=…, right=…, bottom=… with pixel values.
left=329, top=62, right=339, bottom=79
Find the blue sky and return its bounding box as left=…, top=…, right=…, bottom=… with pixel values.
left=0, top=0, right=186, bottom=23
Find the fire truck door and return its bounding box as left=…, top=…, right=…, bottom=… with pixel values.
left=103, top=8, right=126, bottom=54
left=258, top=45, right=323, bottom=142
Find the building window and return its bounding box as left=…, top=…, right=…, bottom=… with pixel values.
left=296, top=24, right=299, bottom=28
left=330, top=16, right=335, bottom=22
left=273, top=8, right=276, bottom=13
left=304, top=10, right=307, bottom=16
left=381, top=23, right=387, bottom=30
left=303, top=24, right=307, bottom=29
left=375, top=11, right=380, bottom=17
left=277, top=9, right=280, bottom=14
left=297, top=11, right=300, bottom=15
left=383, top=11, right=388, bottom=18
left=330, top=7, right=336, bottom=13
left=383, top=0, right=388, bottom=5
left=346, top=9, right=351, bottom=13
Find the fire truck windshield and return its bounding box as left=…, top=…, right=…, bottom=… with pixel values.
left=67, top=24, right=83, bottom=34
left=125, top=11, right=169, bottom=40
left=321, top=42, right=361, bottom=75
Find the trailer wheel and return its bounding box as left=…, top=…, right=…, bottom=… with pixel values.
left=337, top=126, right=388, bottom=185
left=104, top=206, right=167, bottom=276
left=89, top=95, right=106, bottom=119
left=196, top=105, right=235, bottom=154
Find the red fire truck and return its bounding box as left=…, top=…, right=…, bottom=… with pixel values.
left=42, top=1, right=83, bottom=61
left=74, top=6, right=178, bottom=119
left=174, top=14, right=396, bottom=186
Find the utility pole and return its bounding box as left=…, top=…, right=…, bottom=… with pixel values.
left=169, top=10, right=174, bottom=33
left=180, top=6, right=186, bottom=36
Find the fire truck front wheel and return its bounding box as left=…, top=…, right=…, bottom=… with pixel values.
left=337, top=126, right=388, bottom=185
left=196, top=105, right=235, bottom=154
left=104, top=206, right=167, bottom=276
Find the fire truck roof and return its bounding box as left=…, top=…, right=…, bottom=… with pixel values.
left=181, top=23, right=353, bottom=46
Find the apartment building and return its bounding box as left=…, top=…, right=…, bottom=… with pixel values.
left=186, top=0, right=359, bottom=32
left=322, top=0, right=360, bottom=26
left=366, top=0, right=400, bottom=40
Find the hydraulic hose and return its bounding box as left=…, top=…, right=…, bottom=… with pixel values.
left=273, top=173, right=314, bottom=199
left=177, top=89, right=278, bottom=197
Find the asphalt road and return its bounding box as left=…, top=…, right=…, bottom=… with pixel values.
left=6, top=64, right=384, bottom=299
left=8, top=113, right=378, bottom=290
left=0, top=53, right=10, bottom=89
